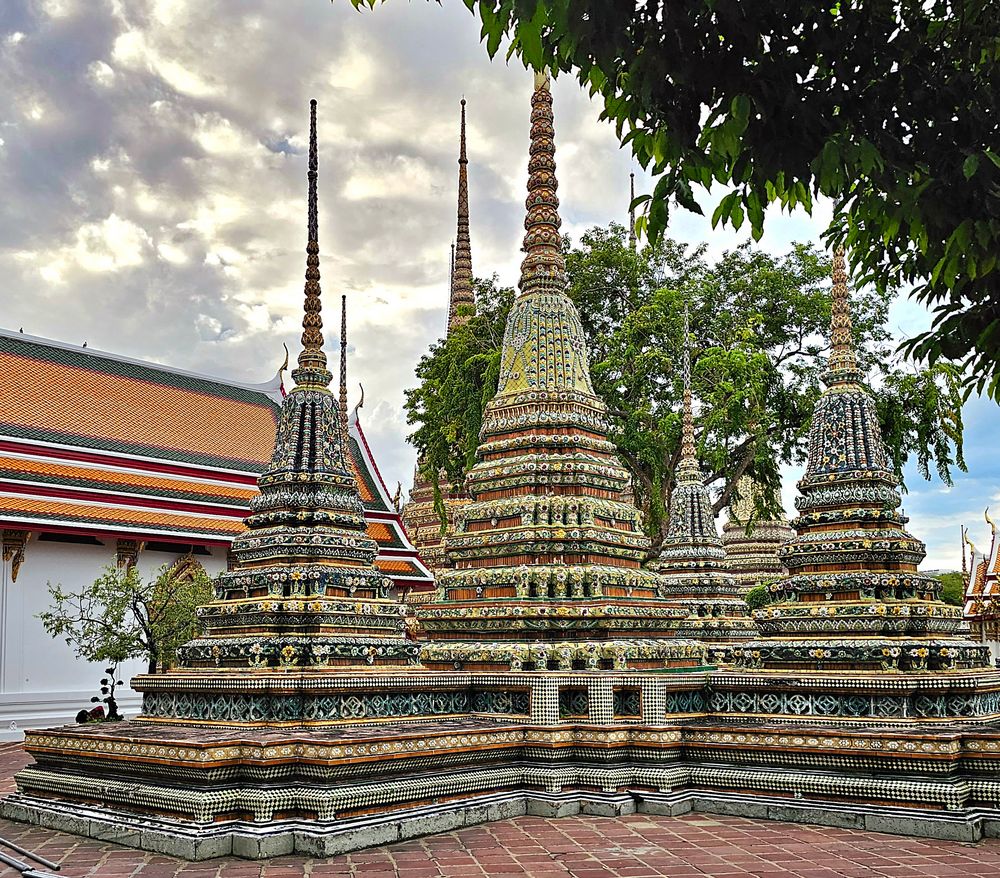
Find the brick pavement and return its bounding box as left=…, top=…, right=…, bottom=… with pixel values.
left=2, top=742, right=1000, bottom=877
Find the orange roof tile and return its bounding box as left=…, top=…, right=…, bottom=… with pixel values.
left=0, top=335, right=279, bottom=469
left=0, top=455, right=256, bottom=505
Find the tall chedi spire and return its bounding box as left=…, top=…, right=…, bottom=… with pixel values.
left=172, top=101, right=417, bottom=674
left=721, top=475, right=794, bottom=591
left=402, top=100, right=476, bottom=577
left=418, top=73, right=703, bottom=673
left=648, top=305, right=756, bottom=663
left=628, top=171, right=637, bottom=251
left=733, top=247, right=989, bottom=673
left=448, top=97, right=475, bottom=330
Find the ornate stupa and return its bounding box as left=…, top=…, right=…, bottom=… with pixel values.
left=401, top=99, right=474, bottom=577
left=417, top=74, right=703, bottom=672
left=647, top=307, right=756, bottom=662
left=721, top=475, right=794, bottom=590
left=167, top=99, right=418, bottom=676
left=734, top=249, right=990, bottom=672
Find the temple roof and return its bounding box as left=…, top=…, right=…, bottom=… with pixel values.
left=965, top=519, right=999, bottom=620
left=0, top=327, right=282, bottom=470
left=0, top=326, right=432, bottom=589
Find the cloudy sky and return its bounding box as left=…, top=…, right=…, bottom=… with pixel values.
left=1, top=0, right=996, bottom=570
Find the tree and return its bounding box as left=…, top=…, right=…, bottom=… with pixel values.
left=39, top=559, right=215, bottom=675
left=405, top=225, right=967, bottom=551
left=405, top=277, right=514, bottom=515
left=351, top=0, right=1000, bottom=400
left=936, top=571, right=966, bottom=607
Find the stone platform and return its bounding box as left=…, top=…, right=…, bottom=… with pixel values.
left=5, top=668, right=1000, bottom=859
left=4, top=743, right=1000, bottom=878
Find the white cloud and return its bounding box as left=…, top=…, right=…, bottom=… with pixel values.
left=88, top=61, right=116, bottom=88
left=40, top=214, right=152, bottom=281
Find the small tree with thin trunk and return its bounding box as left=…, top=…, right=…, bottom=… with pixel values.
left=39, top=559, right=214, bottom=676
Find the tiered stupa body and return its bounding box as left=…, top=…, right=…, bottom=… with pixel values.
left=647, top=310, right=756, bottom=662
left=418, top=75, right=703, bottom=672
left=402, top=99, right=474, bottom=577
left=734, top=250, right=991, bottom=672
left=721, top=475, right=794, bottom=590
left=149, top=103, right=418, bottom=696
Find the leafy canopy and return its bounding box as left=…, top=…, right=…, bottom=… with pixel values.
left=936, top=571, right=966, bottom=607
left=349, top=0, right=1000, bottom=400
left=405, top=224, right=966, bottom=551
left=39, top=560, right=215, bottom=675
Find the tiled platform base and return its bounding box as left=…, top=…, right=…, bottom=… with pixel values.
left=3, top=741, right=1000, bottom=878
left=6, top=783, right=1000, bottom=861
left=6, top=667, right=1000, bottom=861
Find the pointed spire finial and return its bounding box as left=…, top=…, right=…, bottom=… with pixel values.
left=825, top=245, right=861, bottom=386
left=448, top=99, right=474, bottom=332
left=628, top=172, right=637, bottom=251
left=677, top=303, right=700, bottom=484
left=962, top=525, right=968, bottom=577
left=519, top=71, right=566, bottom=296
left=291, top=99, right=331, bottom=389
left=339, top=294, right=349, bottom=440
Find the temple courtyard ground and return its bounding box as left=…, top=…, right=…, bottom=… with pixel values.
left=3, top=744, right=1000, bottom=877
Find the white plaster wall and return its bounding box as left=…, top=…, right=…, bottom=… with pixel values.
left=0, top=538, right=226, bottom=741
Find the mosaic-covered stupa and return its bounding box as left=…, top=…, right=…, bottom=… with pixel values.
left=734, top=249, right=991, bottom=672
left=171, top=102, right=416, bottom=676
left=402, top=98, right=474, bottom=577
left=647, top=307, right=756, bottom=662
left=417, top=74, right=703, bottom=672
left=721, top=475, right=794, bottom=590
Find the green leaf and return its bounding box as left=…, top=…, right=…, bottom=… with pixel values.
left=963, top=154, right=980, bottom=180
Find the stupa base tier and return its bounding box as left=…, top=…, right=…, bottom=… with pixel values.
left=730, top=638, right=993, bottom=673
left=7, top=705, right=1000, bottom=859
left=176, top=634, right=419, bottom=670
left=418, top=639, right=707, bottom=672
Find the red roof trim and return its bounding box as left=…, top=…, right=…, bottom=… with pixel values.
left=0, top=439, right=260, bottom=487
left=0, top=482, right=247, bottom=518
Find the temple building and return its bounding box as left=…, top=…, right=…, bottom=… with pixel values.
left=734, top=249, right=990, bottom=673
left=964, top=513, right=1000, bottom=662
left=0, top=302, right=429, bottom=738
left=647, top=308, right=756, bottom=662
left=721, top=475, right=794, bottom=590
left=401, top=99, right=474, bottom=577
left=417, top=74, right=703, bottom=673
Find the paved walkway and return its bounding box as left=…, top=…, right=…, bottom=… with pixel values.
left=2, top=743, right=1000, bottom=877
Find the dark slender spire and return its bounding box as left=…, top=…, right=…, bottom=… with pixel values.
left=339, top=294, right=349, bottom=441
left=291, top=99, right=331, bottom=389
left=519, top=72, right=566, bottom=296
left=628, top=172, right=637, bottom=251
left=448, top=98, right=475, bottom=331
left=676, top=303, right=700, bottom=484
left=962, top=525, right=968, bottom=577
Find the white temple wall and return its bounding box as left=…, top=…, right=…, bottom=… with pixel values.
left=0, top=537, right=226, bottom=741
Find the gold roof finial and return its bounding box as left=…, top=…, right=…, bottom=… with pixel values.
left=291, top=99, right=331, bottom=389
left=965, top=527, right=977, bottom=557
left=519, top=71, right=566, bottom=296
left=986, top=507, right=997, bottom=536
